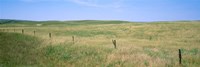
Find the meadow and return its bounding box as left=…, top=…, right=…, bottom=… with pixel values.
left=0, top=20, right=200, bottom=67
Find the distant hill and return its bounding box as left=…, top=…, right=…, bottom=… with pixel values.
left=1, top=19, right=199, bottom=24
left=0, top=19, right=34, bottom=24
left=0, top=19, right=130, bottom=24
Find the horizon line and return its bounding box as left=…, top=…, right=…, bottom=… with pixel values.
left=0, top=18, right=200, bottom=22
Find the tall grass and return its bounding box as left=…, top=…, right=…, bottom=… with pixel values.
left=0, top=21, right=200, bottom=67
left=0, top=32, right=42, bottom=66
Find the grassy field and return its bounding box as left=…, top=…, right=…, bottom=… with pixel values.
left=0, top=20, right=200, bottom=67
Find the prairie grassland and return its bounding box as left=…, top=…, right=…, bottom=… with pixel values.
left=0, top=21, right=200, bottom=67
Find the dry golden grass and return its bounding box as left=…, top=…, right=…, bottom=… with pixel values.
left=0, top=21, right=200, bottom=67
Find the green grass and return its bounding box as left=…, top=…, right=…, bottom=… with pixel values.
left=0, top=20, right=129, bottom=27
left=0, top=20, right=200, bottom=67
left=63, top=30, right=116, bottom=37
left=0, top=32, right=42, bottom=67
left=43, top=44, right=113, bottom=67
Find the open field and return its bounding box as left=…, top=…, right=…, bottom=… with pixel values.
left=0, top=20, right=200, bottom=67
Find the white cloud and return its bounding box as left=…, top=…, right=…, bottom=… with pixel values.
left=19, top=0, right=124, bottom=8
left=69, top=0, right=123, bottom=8
left=20, top=0, right=66, bottom=2
left=20, top=0, right=34, bottom=2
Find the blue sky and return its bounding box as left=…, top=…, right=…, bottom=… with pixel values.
left=0, top=0, right=200, bottom=21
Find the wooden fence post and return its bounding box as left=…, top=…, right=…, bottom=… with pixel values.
left=49, top=33, right=51, bottom=38
left=33, top=31, right=36, bottom=35
left=112, top=40, right=117, bottom=49
left=72, top=36, right=75, bottom=44
left=179, top=49, right=182, bottom=64
left=22, top=29, right=24, bottom=34
left=178, top=49, right=182, bottom=64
